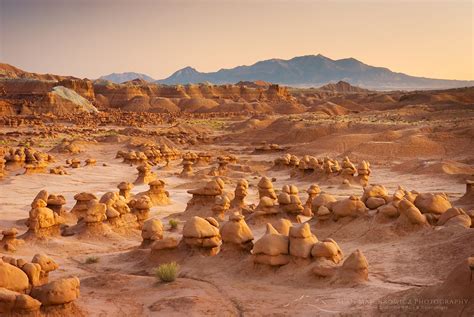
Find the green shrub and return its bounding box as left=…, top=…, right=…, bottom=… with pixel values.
left=169, top=219, right=178, bottom=229
left=154, top=262, right=180, bottom=283
left=85, top=256, right=99, bottom=264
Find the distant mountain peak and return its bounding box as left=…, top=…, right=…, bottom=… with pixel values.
left=98, top=72, right=155, bottom=84
left=175, top=66, right=199, bottom=75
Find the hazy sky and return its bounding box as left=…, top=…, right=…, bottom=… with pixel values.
left=1, top=0, right=472, bottom=80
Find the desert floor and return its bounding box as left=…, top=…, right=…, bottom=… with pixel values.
left=1, top=111, right=473, bottom=316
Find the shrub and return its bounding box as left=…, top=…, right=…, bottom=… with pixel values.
left=169, top=219, right=178, bottom=230
left=154, top=262, right=180, bottom=283
left=85, top=256, right=99, bottom=264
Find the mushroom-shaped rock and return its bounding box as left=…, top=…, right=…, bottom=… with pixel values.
left=1, top=228, right=24, bottom=252
left=129, top=195, right=153, bottom=226
left=71, top=192, right=97, bottom=220
left=230, top=179, right=249, bottom=210
left=136, top=180, right=170, bottom=206
left=117, top=182, right=134, bottom=201
left=26, top=199, right=64, bottom=238
left=134, top=163, right=157, bottom=185
left=332, top=196, right=367, bottom=220
left=220, top=212, right=253, bottom=250
left=182, top=216, right=221, bottom=250
left=211, top=195, right=230, bottom=220
left=252, top=224, right=290, bottom=266
left=180, top=160, right=194, bottom=177
left=289, top=223, right=318, bottom=258
left=303, top=184, right=321, bottom=216
left=46, top=194, right=67, bottom=216
left=255, top=196, right=279, bottom=215
left=257, top=177, right=277, bottom=200
left=84, top=201, right=107, bottom=224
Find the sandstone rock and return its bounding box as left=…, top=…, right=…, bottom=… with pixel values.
left=332, top=196, right=367, bottom=220
left=257, top=177, right=277, bottom=201
left=180, top=159, right=194, bottom=177
left=398, top=199, right=427, bottom=225
left=220, top=212, right=253, bottom=250
left=117, top=181, right=134, bottom=201
left=1, top=228, right=24, bottom=252
left=311, top=193, right=337, bottom=212
left=336, top=249, right=369, bottom=283
left=414, top=193, right=452, bottom=215
left=129, top=195, right=153, bottom=226
left=0, top=288, right=41, bottom=314
left=361, top=184, right=388, bottom=204
left=183, top=216, right=221, bottom=250
left=30, top=277, right=80, bottom=306
left=84, top=201, right=107, bottom=224
left=311, top=238, right=343, bottom=263
left=31, top=254, right=58, bottom=286
left=230, top=179, right=249, bottom=210
left=272, top=218, right=293, bottom=236
left=134, top=162, right=157, bottom=185
left=289, top=223, right=318, bottom=258
left=252, top=223, right=289, bottom=265
left=142, top=218, right=163, bottom=242
left=255, top=196, right=279, bottom=215
left=0, top=259, right=29, bottom=292
left=366, top=196, right=386, bottom=210
left=137, top=179, right=170, bottom=206
left=151, top=237, right=180, bottom=250
left=303, top=184, right=321, bottom=216
left=316, top=205, right=332, bottom=221
left=71, top=192, right=97, bottom=220
left=26, top=199, right=64, bottom=238
left=211, top=195, right=230, bottom=220
left=437, top=207, right=471, bottom=228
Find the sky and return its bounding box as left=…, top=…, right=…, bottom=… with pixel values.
left=0, top=0, right=472, bottom=80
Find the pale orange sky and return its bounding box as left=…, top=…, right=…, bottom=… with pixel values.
left=0, top=0, right=472, bottom=80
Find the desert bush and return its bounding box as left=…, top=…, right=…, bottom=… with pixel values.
left=85, top=256, right=99, bottom=264
left=169, top=219, right=178, bottom=229
left=155, top=262, right=180, bottom=283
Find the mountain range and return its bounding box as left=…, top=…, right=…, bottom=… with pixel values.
left=98, top=54, right=473, bottom=90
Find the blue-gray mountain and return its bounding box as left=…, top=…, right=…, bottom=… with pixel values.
left=155, top=54, right=473, bottom=90
left=99, top=72, right=155, bottom=84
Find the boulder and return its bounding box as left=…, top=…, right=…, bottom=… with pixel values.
left=0, top=260, right=29, bottom=293
left=332, top=196, right=367, bottom=220
left=311, top=238, right=343, bottom=263
left=289, top=223, right=318, bottom=258
left=220, top=212, right=254, bottom=250
left=414, top=193, right=452, bottom=215
left=252, top=224, right=289, bottom=266
left=30, top=277, right=80, bottom=306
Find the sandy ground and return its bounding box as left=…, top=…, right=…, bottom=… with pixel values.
left=1, top=115, right=473, bottom=316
